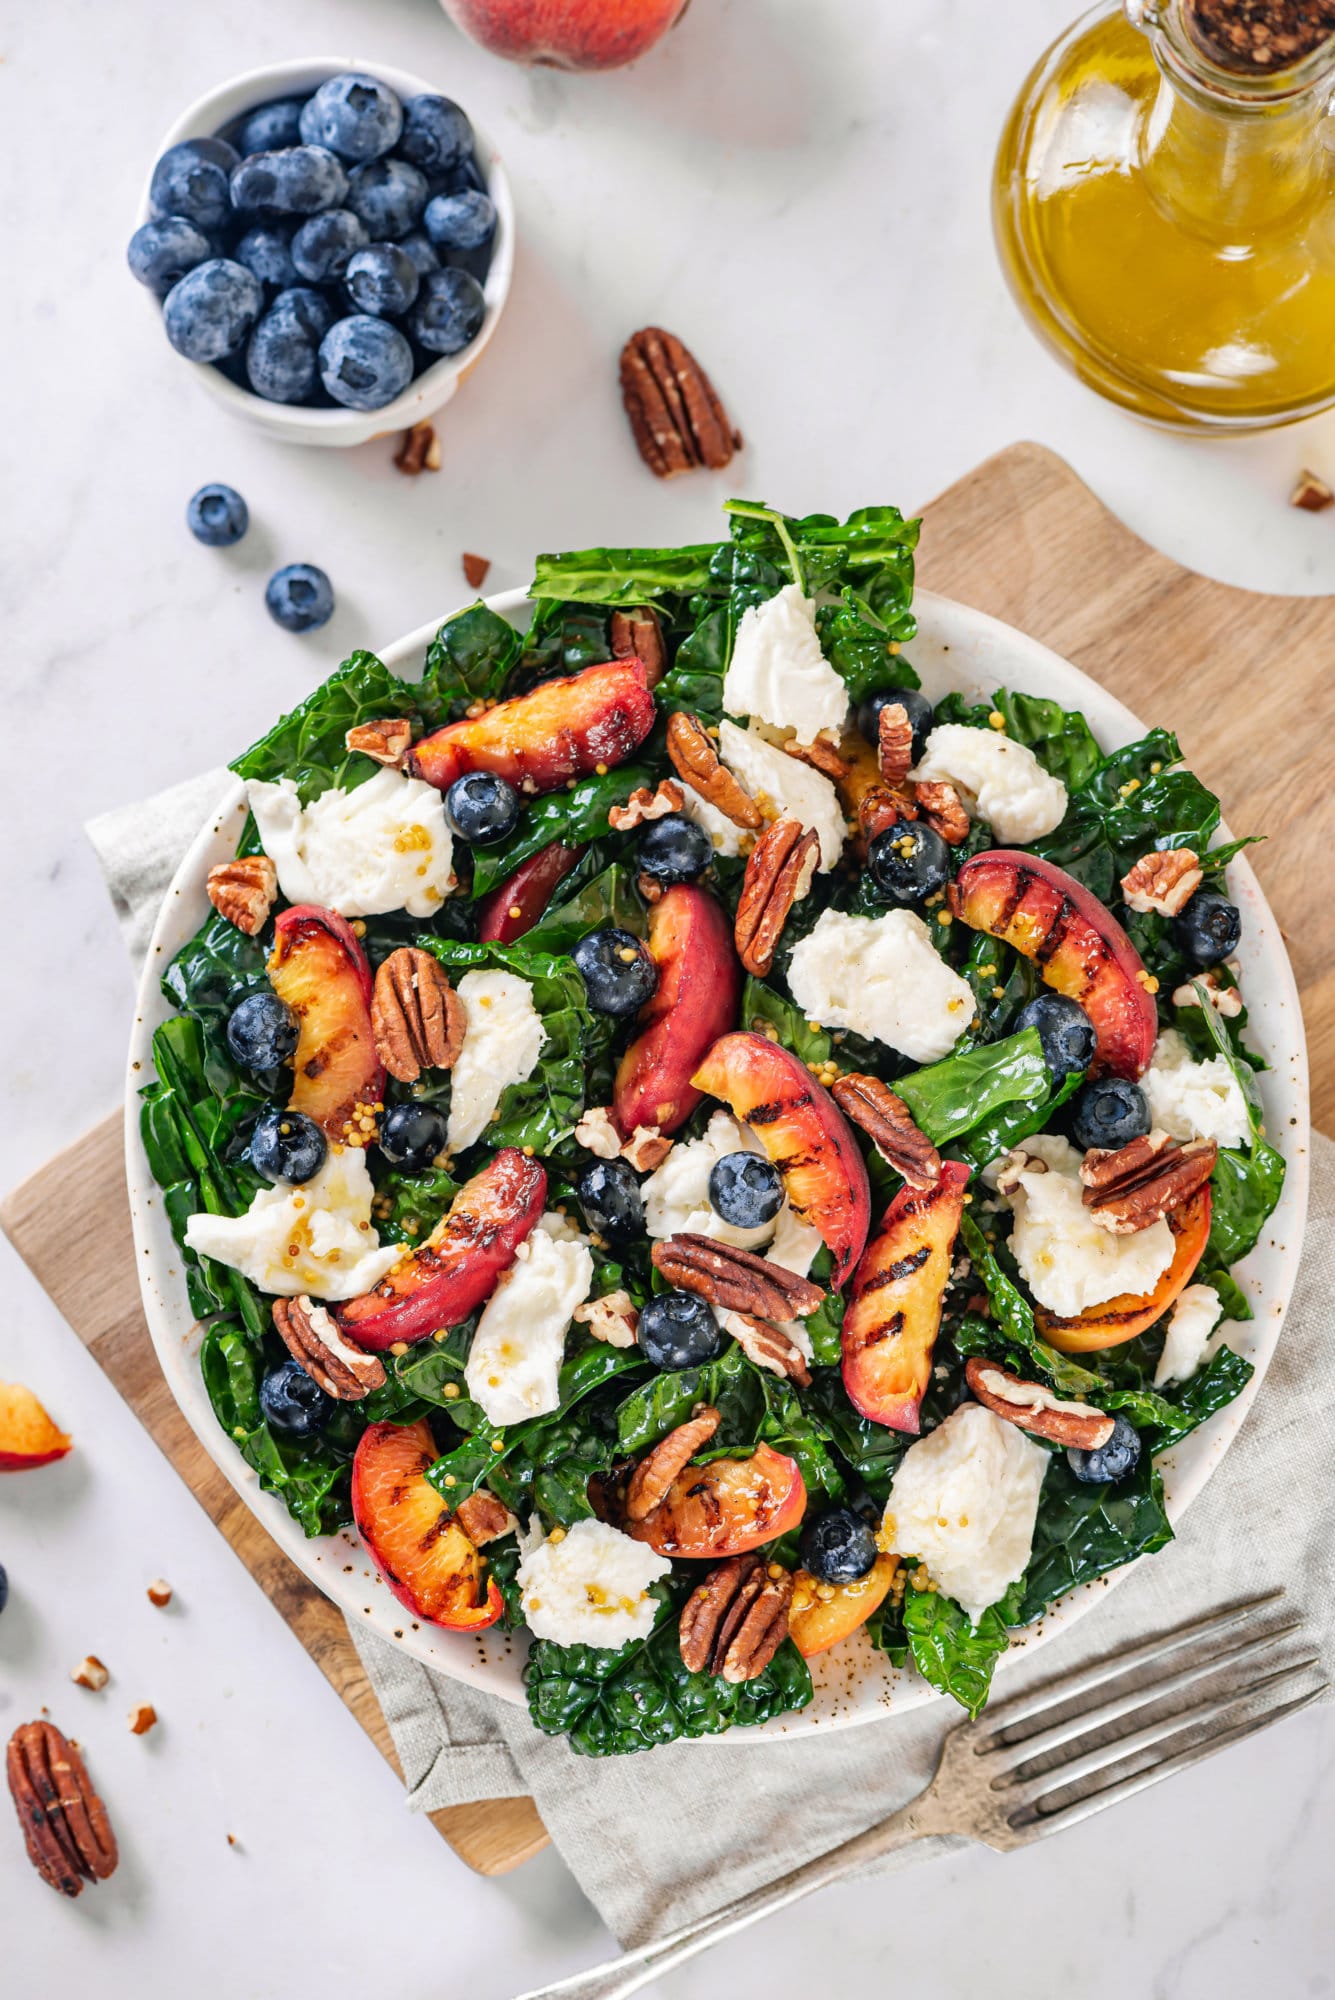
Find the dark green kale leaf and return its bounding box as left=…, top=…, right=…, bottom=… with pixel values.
left=522, top=859, right=646, bottom=952
left=802, top=1366, right=912, bottom=1499
left=230, top=649, right=419, bottom=803
left=955, top=1072, right=1083, bottom=1174
left=200, top=1324, right=355, bottom=1537
left=1182, top=979, right=1286, bottom=1268
left=614, top=1343, right=845, bottom=1500
left=1017, top=1451, right=1172, bottom=1624
left=896, top=1028, right=1050, bottom=1148
left=467, top=763, right=658, bottom=897
left=955, top=1215, right=1107, bottom=1399
left=864, top=1587, right=909, bottom=1667
left=1031, top=730, right=1236, bottom=904
left=901, top=1579, right=1019, bottom=1719
left=1102, top=1345, right=1254, bottom=1451
left=518, top=598, right=613, bottom=682
left=373, top=1165, right=459, bottom=1247
left=740, top=976, right=833, bottom=1066
left=530, top=544, right=727, bottom=605
left=418, top=603, right=524, bottom=728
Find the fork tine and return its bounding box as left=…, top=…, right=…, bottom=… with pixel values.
left=1013, top=1680, right=1328, bottom=1841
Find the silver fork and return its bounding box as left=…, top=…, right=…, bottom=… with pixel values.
left=514, top=1590, right=1324, bottom=2000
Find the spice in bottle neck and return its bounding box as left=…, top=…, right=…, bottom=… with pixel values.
left=1180, top=0, right=1335, bottom=71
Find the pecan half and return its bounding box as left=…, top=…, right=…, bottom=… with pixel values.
left=272, top=1296, right=387, bottom=1400
left=624, top=1407, right=721, bottom=1522
left=666, top=711, right=762, bottom=828
left=734, top=817, right=820, bottom=976
left=652, top=1234, right=824, bottom=1321
left=6, top=1720, right=118, bottom=1897
left=831, top=1074, right=941, bottom=1189
left=394, top=420, right=440, bottom=475
left=1290, top=468, right=1334, bottom=511
left=964, top=1357, right=1115, bottom=1450
left=723, top=1310, right=811, bottom=1387
left=1080, top=1131, right=1218, bottom=1234
left=454, top=1490, right=517, bottom=1546
left=372, top=947, right=466, bottom=1082
left=1120, top=848, right=1203, bottom=918
left=345, top=717, right=413, bottom=768
left=608, top=778, right=684, bottom=831
left=573, top=1289, right=639, bottom=1348
left=877, top=702, right=915, bottom=786
left=1172, top=969, right=1243, bottom=1018
left=914, top=779, right=971, bottom=846
left=206, top=855, right=277, bottom=937
left=610, top=605, right=668, bottom=688
left=679, top=1555, right=793, bottom=1682
left=785, top=736, right=849, bottom=781
left=620, top=327, right=741, bottom=479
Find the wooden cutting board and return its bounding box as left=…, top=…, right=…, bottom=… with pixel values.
left=2, top=442, right=1329, bottom=1879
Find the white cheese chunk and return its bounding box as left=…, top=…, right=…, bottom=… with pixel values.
left=766, top=1202, right=823, bottom=1279
left=465, top=1223, right=594, bottom=1426
left=883, top=1403, right=1049, bottom=1626
left=1154, top=1283, right=1224, bottom=1387
left=641, top=1110, right=774, bottom=1250
left=912, top=724, right=1068, bottom=844
left=1142, top=1030, right=1251, bottom=1151
left=183, top=1146, right=399, bottom=1301
left=677, top=782, right=746, bottom=859
left=718, top=720, right=847, bottom=871
left=445, top=970, right=546, bottom=1153
left=247, top=768, right=454, bottom=919
left=516, top=1517, right=672, bottom=1649
left=787, top=907, right=974, bottom=1063
left=722, top=584, right=849, bottom=745
left=1004, top=1133, right=1175, bottom=1318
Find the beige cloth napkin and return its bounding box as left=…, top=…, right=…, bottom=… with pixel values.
left=89, top=779, right=1333, bottom=1949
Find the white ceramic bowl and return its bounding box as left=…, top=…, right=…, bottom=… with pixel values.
left=134, top=58, right=515, bottom=447
left=125, top=589, right=1309, bottom=1737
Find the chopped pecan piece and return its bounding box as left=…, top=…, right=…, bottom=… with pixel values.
left=678, top=1554, right=793, bottom=1682
left=454, top=1490, right=517, bottom=1546
left=573, top=1289, right=639, bottom=1348
left=652, top=1234, right=824, bottom=1321
left=1290, top=467, right=1334, bottom=512
left=394, top=420, right=441, bottom=475
left=785, top=736, right=849, bottom=781
left=831, top=1074, right=941, bottom=1189
left=574, top=1105, right=622, bottom=1158
left=70, top=1656, right=110, bottom=1691
left=127, top=1704, right=157, bottom=1736
left=206, top=855, right=277, bottom=937
left=964, top=1358, right=1114, bottom=1450
left=877, top=702, right=915, bottom=786
left=7, top=1720, right=118, bottom=1897
left=610, top=604, right=668, bottom=688
left=462, top=551, right=490, bottom=588
left=914, top=779, right=970, bottom=846
left=620, top=327, right=741, bottom=478
left=1172, top=969, right=1243, bottom=1018
left=665, top=711, right=762, bottom=828
left=621, top=1125, right=672, bottom=1172
left=146, top=1578, right=173, bottom=1608
left=624, top=1407, right=721, bottom=1522
left=1120, top=847, right=1203, bottom=917
left=346, top=717, right=413, bottom=768
left=272, top=1296, right=387, bottom=1400
left=372, top=947, right=466, bottom=1083
left=1080, top=1131, right=1218, bottom=1234
left=989, top=1145, right=1046, bottom=1197
left=608, top=778, right=684, bottom=831
left=734, top=816, right=820, bottom=976
left=636, top=869, right=665, bottom=903
left=722, top=1311, right=810, bottom=1387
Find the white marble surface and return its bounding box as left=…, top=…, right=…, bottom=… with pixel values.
left=3, top=0, right=1333, bottom=1990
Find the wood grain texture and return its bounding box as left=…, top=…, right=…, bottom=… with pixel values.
left=1, top=442, right=1327, bottom=1878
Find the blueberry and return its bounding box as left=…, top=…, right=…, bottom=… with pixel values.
left=290, top=208, right=367, bottom=282
left=399, top=230, right=441, bottom=277
left=800, top=1507, right=879, bottom=1585
left=230, top=146, right=349, bottom=217
left=572, top=927, right=659, bottom=1017
left=318, top=315, right=414, bottom=410
left=235, top=222, right=297, bottom=289
left=430, top=155, right=487, bottom=198
left=0, top=1563, right=8, bottom=1616
left=867, top=820, right=952, bottom=906
left=1173, top=890, right=1242, bottom=969
left=346, top=243, right=420, bottom=318
left=127, top=215, right=213, bottom=293
left=445, top=771, right=521, bottom=845
left=398, top=94, right=474, bottom=177
left=636, top=814, right=711, bottom=888
left=249, top=1108, right=327, bottom=1183
left=379, top=1103, right=449, bottom=1172
left=227, top=990, right=299, bottom=1069
left=246, top=287, right=334, bottom=403
left=346, top=158, right=429, bottom=240
left=857, top=684, right=934, bottom=764
left=260, top=1357, right=335, bottom=1438
left=409, top=266, right=486, bottom=356
left=300, top=73, right=403, bottom=162
left=1068, top=1413, right=1142, bottom=1485
left=1016, top=993, right=1096, bottom=1078
left=576, top=1159, right=645, bottom=1249
left=638, top=1290, right=721, bottom=1371
left=187, top=482, right=249, bottom=547
left=708, top=1151, right=784, bottom=1230
left=235, top=97, right=308, bottom=156
left=1070, top=1076, right=1151, bottom=1153
left=424, top=189, right=496, bottom=252
left=266, top=563, right=335, bottom=633
left=163, top=258, right=263, bottom=361
left=150, top=139, right=238, bottom=234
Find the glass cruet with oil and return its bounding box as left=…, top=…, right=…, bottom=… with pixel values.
left=994, top=0, right=1335, bottom=428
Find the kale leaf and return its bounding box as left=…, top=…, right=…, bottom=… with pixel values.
left=614, top=1343, right=846, bottom=1500
left=896, top=1027, right=1050, bottom=1148
left=902, top=1580, right=1018, bottom=1719
left=1017, top=1451, right=1173, bottom=1624
left=230, top=649, right=419, bottom=803
left=955, top=1214, right=1107, bottom=1397
left=418, top=603, right=522, bottom=727
left=200, top=1323, right=356, bottom=1537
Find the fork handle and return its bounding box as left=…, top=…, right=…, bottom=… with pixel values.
left=512, top=1797, right=944, bottom=2000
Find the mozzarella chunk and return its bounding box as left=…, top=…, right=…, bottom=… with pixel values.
left=247, top=768, right=454, bottom=919
left=677, top=782, right=746, bottom=859
left=641, top=1110, right=774, bottom=1250
left=912, top=724, right=1068, bottom=844
left=766, top=1202, right=823, bottom=1279
left=787, top=907, right=974, bottom=1063
left=183, top=1146, right=399, bottom=1301
left=718, top=720, right=846, bottom=870
left=445, top=970, right=546, bottom=1153
left=1142, top=1030, right=1251, bottom=1150
left=722, top=584, right=849, bottom=745
left=516, top=1517, right=671, bottom=1649
left=1004, top=1133, right=1175, bottom=1317
left=465, top=1223, right=594, bottom=1426
left=883, top=1403, right=1049, bottom=1626
left=1154, top=1283, right=1224, bottom=1387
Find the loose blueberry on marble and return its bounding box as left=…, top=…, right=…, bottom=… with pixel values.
left=857, top=683, right=935, bottom=764
left=163, top=259, right=264, bottom=361
left=576, top=1159, right=645, bottom=1249
left=399, top=231, right=441, bottom=277
left=1017, top=992, right=1096, bottom=1078
left=227, top=990, right=299, bottom=1069
left=709, top=1151, right=784, bottom=1230
left=1070, top=1075, right=1151, bottom=1152
left=249, top=1108, right=327, bottom=1184
left=260, top=1358, right=334, bottom=1438
left=230, top=145, right=349, bottom=217
left=445, top=771, right=521, bottom=845
left=867, top=820, right=952, bottom=906
left=423, top=189, right=496, bottom=252
left=1174, top=890, right=1242, bottom=969
left=246, top=287, right=334, bottom=403
left=235, top=222, right=297, bottom=289
left=290, top=208, right=367, bottom=283
left=378, top=1103, right=449, bottom=1173
left=346, top=158, right=430, bottom=240
left=638, top=1290, right=721, bottom=1371
left=235, top=97, right=308, bottom=157
left=318, top=315, right=413, bottom=410
left=1068, top=1413, right=1142, bottom=1485
left=127, top=216, right=213, bottom=294
left=573, top=928, right=659, bottom=1017
left=409, top=266, right=486, bottom=355
left=299, top=72, right=403, bottom=162
left=636, top=814, right=712, bottom=888
left=346, top=243, right=420, bottom=319
left=150, top=138, right=238, bottom=234
left=801, top=1507, right=879, bottom=1585
left=186, top=482, right=249, bottom=547
left=266, top=563, right=335, bottom=633
left=397, top=93, right=473, bottom=176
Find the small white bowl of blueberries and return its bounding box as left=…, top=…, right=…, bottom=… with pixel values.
left=129, top=59, right=515, bottom=447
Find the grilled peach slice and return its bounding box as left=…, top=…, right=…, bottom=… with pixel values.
left=612, top=885, right=741, bottom=1139
left=352, top=1420, right=502, bottom=1630
left=788, top=1555, right=899, bottom=1658
left=336, top=1149, right=546, bottom=1350
left=477, top=841, right=586, bottom=943
left=692, top=1032, right=871, bottom=1287
left=407, top=658, right=656, bottom=796
left=622, top=1443, right=806, bottom=1559
left=267, top=904, right=384, bottom=1138
left=1039, top=1186, right=1212, bottom=1352
left=841, top=1161, right=970, bottom=1433
left=951, top=851, right=1157, bottom=1080
left=0, top=1383, right=72, bottom=1472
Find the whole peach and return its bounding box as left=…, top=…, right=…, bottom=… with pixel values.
left=438, top=0, right=692, bottom=70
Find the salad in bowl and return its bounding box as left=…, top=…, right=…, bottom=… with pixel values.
left=137, top=498, right=1289, bottom=1754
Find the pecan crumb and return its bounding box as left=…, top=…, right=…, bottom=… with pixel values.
left=146, top=1579, right=173, bottom=1609
left=127, top=1704, right=157, bottom=1737
left=70, top=1657, right=110, bottom=1692
left=394, top=420, right=440, bottom=475
left=462, top=551, right=491, bottom=589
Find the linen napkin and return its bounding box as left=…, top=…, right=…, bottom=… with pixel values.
left=89, top=778, right=1333, bottom=1951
